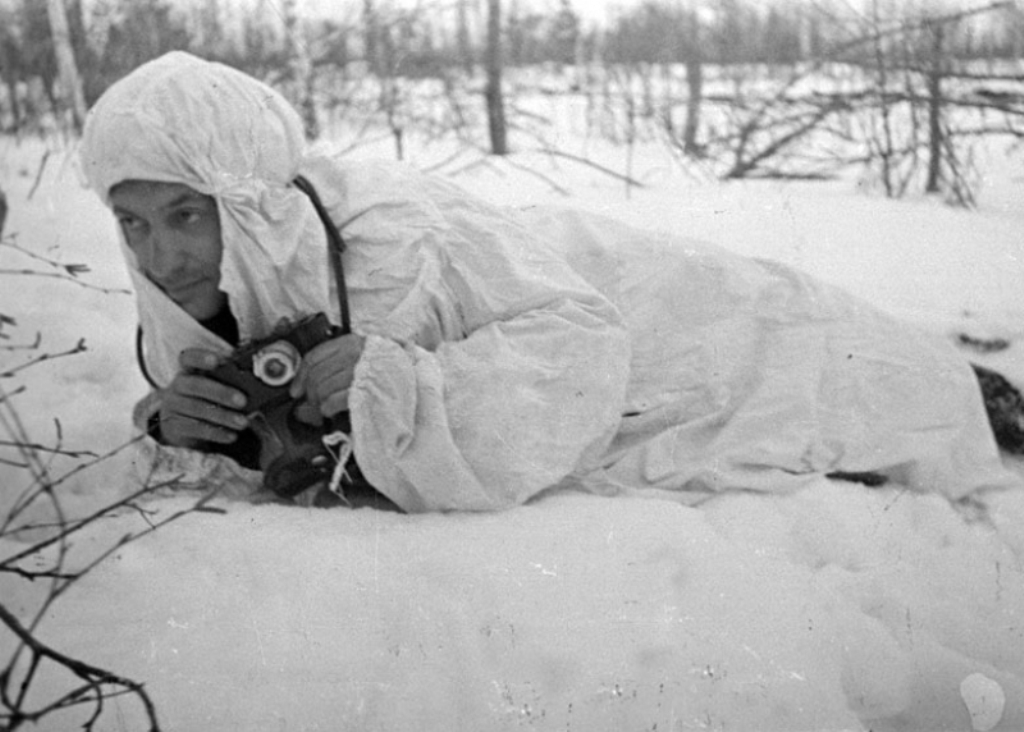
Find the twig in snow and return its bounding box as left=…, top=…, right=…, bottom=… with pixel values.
left=26, top=149, right=51, bottom=201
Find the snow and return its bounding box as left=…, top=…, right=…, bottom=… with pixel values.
left=2, top=121, right=1024, bottom=731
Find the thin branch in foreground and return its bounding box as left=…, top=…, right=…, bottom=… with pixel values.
left=0, top=339, right=87, bottom=379
left=0, top=471, right=197, bottom=570
left=0, top=268, right=130, bottom=296
left=0, top=440, right=98, bottom=459
left=0, top=603, right=161, bottom=732
left=0, top=331, right=42, bottom=352
left=1, top=237, right=131, bottom=297
left=0, top=237, right=87, bottom=274
left=0, top=314, right=16, bottom=341
left=2, top=461, right=218, bottom=729
left=0, top=433, right=148, bottom=544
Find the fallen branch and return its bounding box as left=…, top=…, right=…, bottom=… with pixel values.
left=496, top=155, right=571, bottom=196
left=532, top=147, right=647, bottom=189
left=725, top=103, right=841, bottom=179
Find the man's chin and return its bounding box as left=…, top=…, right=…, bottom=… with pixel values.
left=179, top=295, right=227, bottom=322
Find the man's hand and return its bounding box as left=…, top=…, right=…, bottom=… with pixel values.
left=290, top=334, right=366, bottom=421
left=159, top=348, right=249, bottom=447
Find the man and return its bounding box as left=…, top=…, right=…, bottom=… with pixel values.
left=81, top=52, right=1019, bottom=512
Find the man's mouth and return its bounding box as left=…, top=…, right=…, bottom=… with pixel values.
left=159, top=277, right=206, bottom=301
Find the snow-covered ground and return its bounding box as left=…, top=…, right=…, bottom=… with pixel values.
left=2, top=116, right=1024, bottom=731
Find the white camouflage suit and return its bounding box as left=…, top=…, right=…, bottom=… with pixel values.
left=80, top=52, right=1017, bottom=512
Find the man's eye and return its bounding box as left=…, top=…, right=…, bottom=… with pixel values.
left=177, top=209, right=204, bottom=225
left=118, top=216, right=144, bottom=231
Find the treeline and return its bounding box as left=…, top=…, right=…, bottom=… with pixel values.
left=2, top=0, right=1024, bottom=130
left=601, top=0, right=1024, bottom=67
left=3, top=0, right=1024, bottom=207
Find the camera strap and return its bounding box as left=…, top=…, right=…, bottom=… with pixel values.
left=293, top=175, right=352, bottom=336
left=291, top=176, right=365, bottom=501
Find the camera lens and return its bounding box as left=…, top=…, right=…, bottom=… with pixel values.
left=252, top=341, right=301, bottom=386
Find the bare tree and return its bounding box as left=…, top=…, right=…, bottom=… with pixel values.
left=681, top=10, right=704, bottom=157
left=378, top=23, right=407, bottom=160
left=0, top=15, right=23, bottom=135
left=363, top=0, right=381, bottom=77
left=669, top=0, right=1022, bottom=205
left=851, top=0, right=1020, bottom=205
left=864, top=0, right=902, bottom=197
left=457, top=0, right=475, bottom=75
left=924, top=18, right=947, bottom=195
left=484, top=0, right=509, bottom=154
left=45, top=0, right=87, bottom=132
left=282, top=0, right=319, bottom=139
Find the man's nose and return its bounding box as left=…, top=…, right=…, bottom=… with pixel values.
left=136, top=229, right=180, bottom=282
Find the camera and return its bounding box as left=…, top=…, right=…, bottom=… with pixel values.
left=208, top=313, right=351, bottom=499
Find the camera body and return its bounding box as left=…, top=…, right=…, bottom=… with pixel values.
left=210, top=312, right=337, bottom=414
left=209, top=313, right=347, bottom=498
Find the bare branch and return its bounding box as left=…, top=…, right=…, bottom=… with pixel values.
left=0, top=268, right=130, bottom=295
left=0, top=472, right=198, bottom=570
left=0, top=440, right=98, bottom=459
left=0, top=238, right=131, bottom=297
left=26, top=150, right=51, bottom=202
left=0, top=339, right=87, bottom=379
left=497, top=155, right=572, bottom=196
left=0, top=331, right=42, bottom=352
left=0, top=603, right=161, bottom=731
left=532, top=147, right=648, bottom=189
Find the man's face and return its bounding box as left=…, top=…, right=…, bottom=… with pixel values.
left=109, top=180, right=226, bottom=321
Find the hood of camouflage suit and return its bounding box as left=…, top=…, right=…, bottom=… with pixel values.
left=80, top=51, right=333, bottom=386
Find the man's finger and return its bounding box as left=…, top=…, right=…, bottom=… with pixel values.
left=175, top=374, right=248, bottom=410
left=320, top=389, right=350, bottom=418
left=179, top=348, right=222, bottom=372
left=288, top=366, right=308, bottom=400
left=304, top=335, right=364, bottom=369
left=168, top=394, right=248, bottom=429
left=305, top=363, right=356, bottom=403
left=162, top=412, right=239, bottom=444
